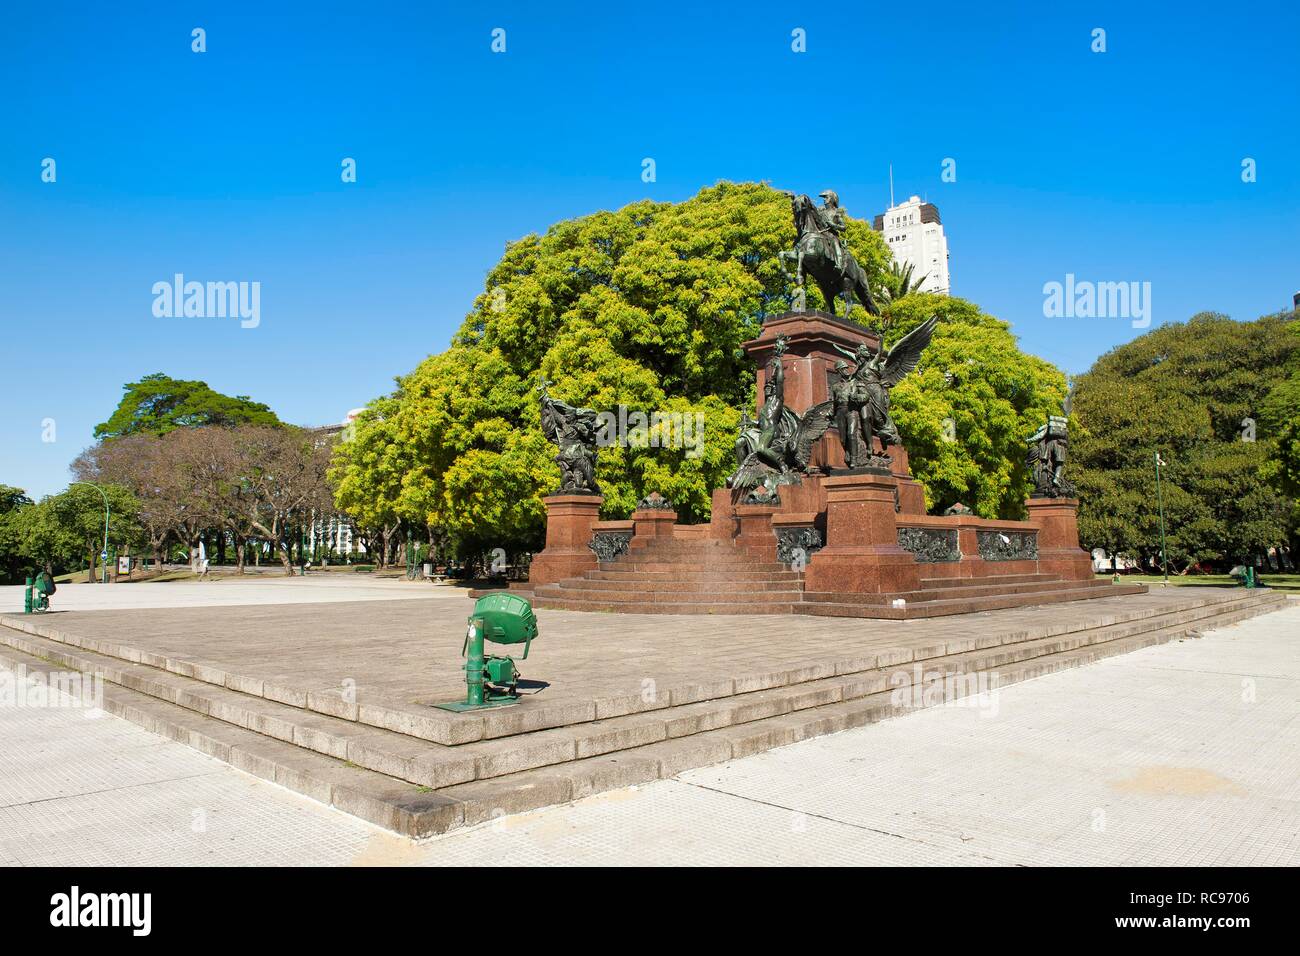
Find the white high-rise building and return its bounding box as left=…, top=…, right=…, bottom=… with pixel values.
left=873, top=195, right=951, bottom=295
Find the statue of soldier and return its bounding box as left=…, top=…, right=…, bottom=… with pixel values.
left=1026, top=415, right=1074, bottom=497
left=732, top=334, right=796, bottom=473
left=829, top=359, right=865, bottom=466
left=816, top=189, right=848, bottom=272
left=538, top=379, right=601, bottom=493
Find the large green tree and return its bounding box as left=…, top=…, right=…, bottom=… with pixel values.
left=10, top=484, right=141, bottom=581
left=1072, top=311, right=1298, bottom=569
left=1257, top=314, right=1300, bottom=542
left=0, top=485, right=35, bottom=584
left=95, top=372, right=280, bottom=439
left=331, top=181, right=1066, bottom=553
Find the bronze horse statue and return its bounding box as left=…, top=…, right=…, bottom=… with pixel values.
left=776, top=191, right=880, bottom=319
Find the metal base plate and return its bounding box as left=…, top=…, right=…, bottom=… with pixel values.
left=433, top=698, right=519, bottom=713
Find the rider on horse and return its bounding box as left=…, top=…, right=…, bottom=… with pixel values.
left=777, top=187, right=880, bottom=318
left=814, top=190, right=848, bottom=271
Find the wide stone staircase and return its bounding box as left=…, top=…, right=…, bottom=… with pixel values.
left=1, top=588, right=1285, bottom=836
left=533, top=537, right=805, bottom=614
left=531, top=535, right=1148, bottom=617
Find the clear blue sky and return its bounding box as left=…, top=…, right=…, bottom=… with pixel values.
left=2, top=1, right=1297, bottom=498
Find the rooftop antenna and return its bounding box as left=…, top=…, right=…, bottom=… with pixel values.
left=889, top=165, right=895, bottom=209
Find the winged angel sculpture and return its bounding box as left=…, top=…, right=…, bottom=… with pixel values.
left=728, top=335, right=836, bottom=502
left=831, top=316, right=939, bottom=469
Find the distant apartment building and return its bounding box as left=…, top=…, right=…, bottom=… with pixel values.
left=873, top=195, right=951, bottom=295
left=306, top=408, right=368, bottom=557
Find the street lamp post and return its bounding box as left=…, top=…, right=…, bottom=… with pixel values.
left=70, top=481, right=110, bottom=584
left=1153, top=452, right=1170, bottom=587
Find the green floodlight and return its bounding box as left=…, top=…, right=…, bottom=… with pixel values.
left=436, top=593, right=548, bottom=712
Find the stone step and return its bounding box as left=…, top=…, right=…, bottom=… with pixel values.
left=795, top=582, right=1162, bottom=618
left=587, top=568, right=803, bottom=582
left=613, top=555, right=775, bottom=569
left=533, top=596, right=802, bottom=614
left=624, top=548, right=766, bottom=562
left=629, top=539, right=743, bottom=552
left=0, top=644, right=470, bottom=838
left=542, top=581, right=1140, bottom=618
left=3, top=590, right=1280, bottom=836
left=0, top=615, right=605, bottom=747
left=535, top=583, right=804, bottom=604
left=491, top=595, right=1284, bottom=759
left=0, top=621, right=823, bottom=786
left=0, top=625, right=489, bottom=786
left=600, top=560, right=790, bottom=573
left=919, top=572, right=1058, bottom=587
left=425, top=602, right=1283, bottom=829
left=802, top=578, right=1110, bottom=605
left=555, top=577, right=803, bottom=593
left=3, top=588, right=1278, bottom=780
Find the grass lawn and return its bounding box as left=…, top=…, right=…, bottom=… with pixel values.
left=53, top=567, right=197, bottom=584
left=1098, top=573, right=1300, bottom=592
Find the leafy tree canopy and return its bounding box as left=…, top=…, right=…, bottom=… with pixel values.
left=1257, top=315, right=1300, bottom=509
left=7, top=483, right=141, bottom=581
left=0, top=485, right=34, bottom=583
left=0, top=485, right=32, bottom=516
left=1072, top=311, right=1299, bottom=568
left=95, top=372, right=281, bottom=439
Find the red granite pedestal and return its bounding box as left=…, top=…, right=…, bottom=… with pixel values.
left=632, top=507, right=676, bottom=540
left=1026, top=497, right=1094, bottom=581
left=802, top=469, right=921, bottom=594
left=733, top=503, right=782, bottom=560
left=528, top=494, right=603, bottom=587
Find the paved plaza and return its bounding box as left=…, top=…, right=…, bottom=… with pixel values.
left=0, top=582, right=1259, bottom=742
left=0, top=575, right=436, bottom=612
left=1, top=590, right=1295, bottom=866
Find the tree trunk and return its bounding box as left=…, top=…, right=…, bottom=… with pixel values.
left=234, top=534, right=246, bottom=574
left=86, top=546, right=96, bottom=584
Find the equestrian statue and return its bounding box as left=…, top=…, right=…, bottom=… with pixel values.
left=776, top=189, right=881, bottom=319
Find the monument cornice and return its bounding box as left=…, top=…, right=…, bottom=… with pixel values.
left=743, top=310, right=880, bottom=361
